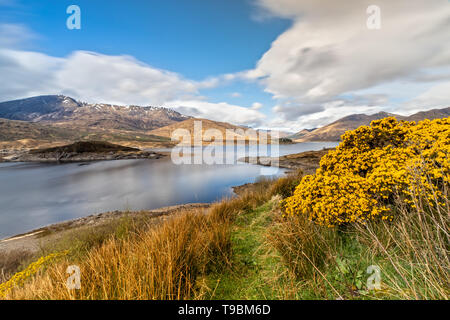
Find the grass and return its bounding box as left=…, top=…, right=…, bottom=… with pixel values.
left=204, top=200, right=294, bottom=299
left=4, top=208, right=223, bottom=299
left=354, top=181, right=450, bottom=299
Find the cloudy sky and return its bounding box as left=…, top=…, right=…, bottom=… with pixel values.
left=0, top=0, right=449, bottom=132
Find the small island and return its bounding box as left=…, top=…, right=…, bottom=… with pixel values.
left=1, top=141, right=166, bottom=163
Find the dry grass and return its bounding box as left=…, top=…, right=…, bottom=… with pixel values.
left=269, top=169, right=303, bottom=199
left=5, top=208, right=226, bottom=299
left=266, top=169, right=344, bottom=297
left=4, top=179, right=274, bottom=300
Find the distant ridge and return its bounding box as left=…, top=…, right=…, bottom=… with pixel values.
left=292, top=107, right=450, bottom=142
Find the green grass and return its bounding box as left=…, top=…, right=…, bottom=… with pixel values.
left=205, top=201, right=295, bottom=299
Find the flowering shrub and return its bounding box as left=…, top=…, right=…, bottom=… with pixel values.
left=0, top=251, right=68, bottom=298
left=284, top=117, right=449, bottom=227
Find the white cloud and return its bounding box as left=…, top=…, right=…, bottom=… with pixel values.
left=2, top=1, right=450, bottom=134
left=0, top=49, right=202, bottom=105
left=402, top=82, right=450, bottom=114
left=253, top=0, right=450, bottom=102
left=167, top=100, right=266, bottom=128
left=0, top=49, right=64, bottom=101
left=251, top=102, right=263, bottom=110
left=269, top=101, right=382, bottom=132
left=231, top=92, right=241, bottom=98
left=54, top=51, right=200, bottom=105
left=0, top=23, right=37, bottom=48
left=245, top=0, right=450, bottom=128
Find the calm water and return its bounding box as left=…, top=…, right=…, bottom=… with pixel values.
left=0, top=142, right=337, bottom=239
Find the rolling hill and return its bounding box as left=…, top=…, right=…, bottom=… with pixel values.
left=293, top=107, right=450, bottom=142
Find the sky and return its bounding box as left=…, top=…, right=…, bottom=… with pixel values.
left=0, top=0, right=449, bottom=132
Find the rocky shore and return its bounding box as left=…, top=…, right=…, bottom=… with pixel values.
left=240, top=148, right=333, bottom=174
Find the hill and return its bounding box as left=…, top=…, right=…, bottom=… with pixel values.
left=149, top=118, right=260, bottom=144
left=294, top=107, right=450, bottom=142
left=287, top=128, right=316, bottom=140
left=0, top=95, right=190, bottom=131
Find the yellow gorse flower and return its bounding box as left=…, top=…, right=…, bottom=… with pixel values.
left=0, top=250, right=69, bottom=298
left=284, top=117, right=450, bottom=227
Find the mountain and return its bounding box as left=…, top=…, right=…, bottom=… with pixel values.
left=404, top=107, right=450, bottom=122
left=294, top=107, right=450, bottom=142
left=149, top=118, right=260, bottom=144
left=0, top=95, right=190, bottom=131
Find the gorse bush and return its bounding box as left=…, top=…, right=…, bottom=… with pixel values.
left=284, top=117, right=450, bottom=227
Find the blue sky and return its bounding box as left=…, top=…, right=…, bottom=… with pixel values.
left=0, top=0, right=449, bottom=131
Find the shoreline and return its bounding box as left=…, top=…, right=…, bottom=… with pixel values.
left=0, top=203, right=211, bottom=254
left=240, top=148, right=333, bottom=174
